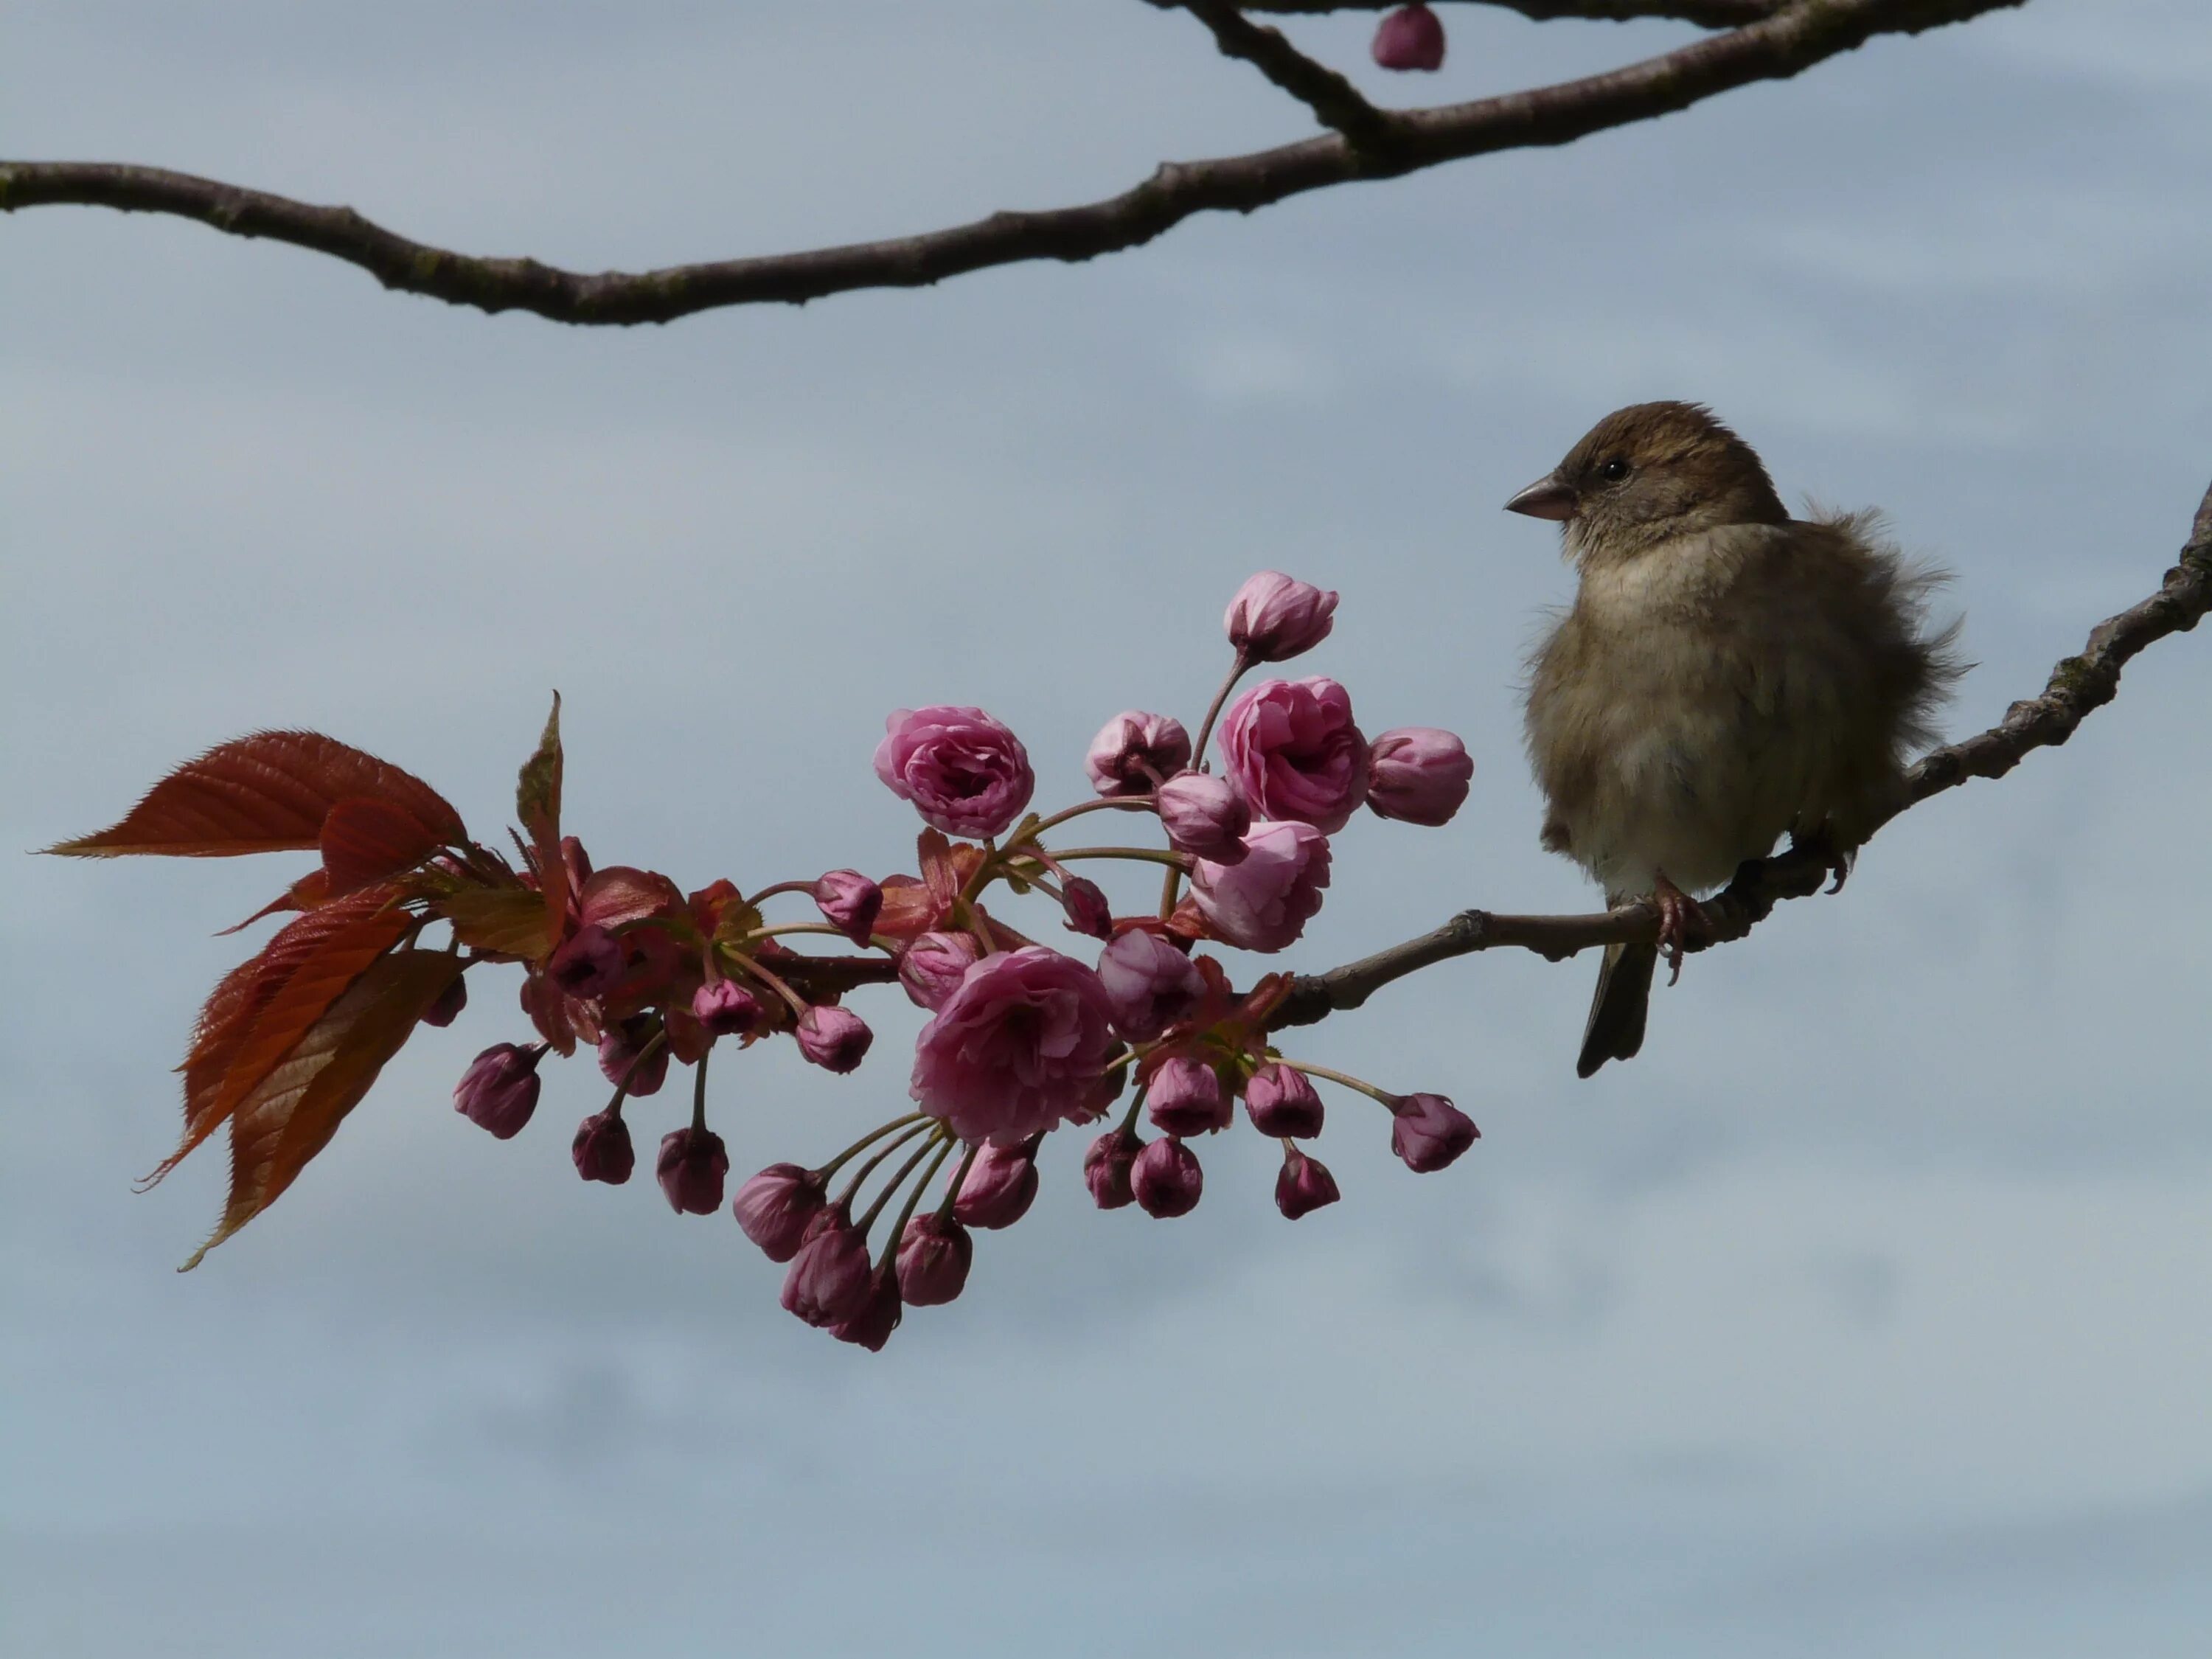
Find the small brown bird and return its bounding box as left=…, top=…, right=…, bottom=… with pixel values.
left=1511, top=402, right=1961, bottom=1077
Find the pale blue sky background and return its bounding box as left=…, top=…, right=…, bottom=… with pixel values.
left=4, top=4, right=2209, bottom=1655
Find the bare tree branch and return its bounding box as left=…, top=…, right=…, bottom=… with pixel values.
left=1270, top=479, right=2212, bottom=1029
left=1166, top=3, right=1400, bottom=150
left=0, top=0, right=2020, bottom=326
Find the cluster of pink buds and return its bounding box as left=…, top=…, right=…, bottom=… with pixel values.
left=417, top=571, right=1478, bottom=1348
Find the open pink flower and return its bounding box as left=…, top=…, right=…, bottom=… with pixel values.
left=874, top=706, right=1034, bottom=838
left=1189, top=821, right=1332, bottom=952
left=1367, top=727, right=1473, bottom=826
left=1220, top=678, right=1368, bottom=832
left=909, top=947, right=1118, bottom=1145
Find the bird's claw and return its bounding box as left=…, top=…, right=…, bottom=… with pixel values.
left=1790, top=825, right=1854, bottom=895
left=1652, top=873, right=1706, bottom=987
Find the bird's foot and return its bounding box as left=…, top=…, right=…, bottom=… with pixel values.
left=1790, top=824, right=1855, bottom=895
left=1652, top=872, right=1706, bottom=987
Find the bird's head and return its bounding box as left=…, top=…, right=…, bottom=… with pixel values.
left=1505, top=401, right=1789, bottom=568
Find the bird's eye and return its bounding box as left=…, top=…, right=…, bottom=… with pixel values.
left=1597, top=457, right=1630, bottom=483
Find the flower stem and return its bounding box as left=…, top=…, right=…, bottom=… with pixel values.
left=881, top=1137, right=956, bottom=1270
left=1051, top=846, right=1192, bottom=869
left=858, top=1127, right=950, bottom=1242
left=934, top=1141, right=981, bottom=1221
left=717, top=945, right=811, bottom=1018
left=690, top=1048, right=710, bottom=1133
left=818, top=1113, right=926, bottom=1181
left=835, top=1119, right=934, bottom=1211
left=1014, top=795, right=1155, bottom=845
left=743, top=879, right=815, bottom=908
left=1161, top=649, right=1252, bottom=919
left=1281, top=1059, right=1395, bottom=1106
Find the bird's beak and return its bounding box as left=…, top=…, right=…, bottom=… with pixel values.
left=1504, top=473, right=1576, bottom=521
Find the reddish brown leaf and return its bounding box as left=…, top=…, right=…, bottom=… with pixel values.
left=320, top=796, right=442, bottom=894
left=47, top=731, right=465, bottom=858
left=516, top=695, right=563, bottom=849
left=215, top=869, right=334, bottom=936
left=145, top=886, right=411, bottom=1189
left=520, top=970, right=579, bottom=1056
left=578, top=866, right=685, bottom=931
left=438, top=884, right=555, bottom=959
left=181, top=949, right=463, bottom=1270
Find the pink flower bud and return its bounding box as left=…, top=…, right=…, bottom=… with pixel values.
left=813, top=869, right=884, bottom=946
left=830, top=1266, right=904, bottom=1351
left=1131, top=1136, right=1203, bottom=1219
left=1371, top=4, right=1445, bottom=72
left=1276, top=1147, right=1341, bottom=1219
left=1060, top=875, right=1113, bottom=940
left=780, top=1208, right=874, bottom=1326
left=1366, top=727, right=1474, bottom=827
left=1190, top=821, right=1332, bottom=953
left=898, top=930, right=983, bottom=1010
left=732, top=1162, right=826, bottom=1262
left=420, top=973, right=467, bottom=1028
left=597, top=1015, right=668, bottom=1097
left=1225, top=571, right=1339, bottom=664
left=1388, top=1092, right=1479, bottom=1173
left=571, top=1108, right=635, bottom=1184
left=896, top=1212, right=974, bottom=1307
left=1243, top=1062, right=1324, bottom=1138
left=953, top=1136, right=1041, bottom=1230
left=1082, top=1127, right=1141, bottom=1210
left=795, top=1004, right=873, bottom=1073
left=1085, top=710, right=1192, bottom=797
left=1146, top=1055, right=1230, bottom=1137
left=453, top=1043, right=543, bottom=1138
left=873, top=705, right=1035, bottom=839
left=1154, top=771, right=1251, bottom=863
left=1220, top=678, right=1368, bottom=833
left=656, top=1126, right=731, bottom=1214
left=909, top=947, right=1118, bottom=1146
left=1095, top=929, right=1206, bottom=1041
left=546, top=924, right=625, bottom=1001
left=691, top=978, right=763, bottom=1038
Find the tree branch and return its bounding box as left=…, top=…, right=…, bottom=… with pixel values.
left=1248, top=1, right=1784, bottom=23
left=1270, top=479, right=2212, bottom=1029
left=1167, top=3, right=1401, bottom=152
left=0, top=0, right=2020, bottom=326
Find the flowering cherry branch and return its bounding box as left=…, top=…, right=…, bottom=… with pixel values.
left=0, top=0, right=2021, bottom=326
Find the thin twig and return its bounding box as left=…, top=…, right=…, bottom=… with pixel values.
left=1248, top=1, right=1784, bottom=24
left=1166, top=3, right=1402, bottom=152
left=1270, top=480, right=2212, bottom=1029
left=0, top=0, right=2020, bottom=326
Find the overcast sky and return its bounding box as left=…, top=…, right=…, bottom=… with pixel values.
left=5, top=4, right=2209, bottom=1655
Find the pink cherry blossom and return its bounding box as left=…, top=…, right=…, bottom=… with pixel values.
left=1085, top=710, right=1192, bottom=797
left=873, top=705, right=1034, bottom=838
left=1154, top=771, right=1251, bottom=863
left=1367, top=726, right=1473, bottom=826
left=1189, top=820, right=1332, bottom=952
left=1224, top=571, right=1338, bottom=664
left=1220, top=678, right=1368, bottom=832
left=1095, top=929, right=1206, bottom=1041
left=908, top=947, right=1118, bottom=1145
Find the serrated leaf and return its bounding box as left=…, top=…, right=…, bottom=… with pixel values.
left=49, top=731, right=465, bottom=858
left=516, top=694, right=563, bottom=849
left=145, top=886, right=410, bottom=1189
left=319, top=796, right=443, bottom=894
left=215, top=869, right=333, bottom=936
left=578, top=866, right=685, bottom=931
left=437, top=884, right=555, bottom=959
left=181, top=949, right=462, bottom=1270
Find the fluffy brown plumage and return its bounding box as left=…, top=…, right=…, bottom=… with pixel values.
left=1511, top=402, right=1962, bottom=1077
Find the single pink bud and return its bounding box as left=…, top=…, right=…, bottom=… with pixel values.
left=691, top=978, right=763, bottom=1038
left=1388, top=1092, right=1479, bottom=1173
left=597, top=1015, right=668, bottom=1097
left=1220, top=678, right=1368, bottom=833
left=1147, top=1055, right=1230, bottom=1137
left=1371, top=4, right=1445, bottom=72
left=420, top=973, right=468, bottom=1029
left=1060, top=875, right=1113, bottom=941
left=1082, top=1126, right=1141, bottom=1210
left=780, top=1208, right=874, bottom=1326
left=873, top=705, right=1035, bottom=838
left=813, top=869, right=884, bottom=946
left=656, top=1126, right=731, bottom=1214
left=1243, top=1062, right=1325, bottom=1138
left=453, top=1043, right=543, bottom=1139
left=953, top=1136, right=1043, bottom=1230
left=796, top=1005, right=873, bottom=1073
left=1095, top=929, right=1206, bottom=1041
left=896, top=1211, right=974, bottom=1306
left=546, top=923, right=625, bottom=1000
left=1154, top=771, right=1251, bottom=863
left=1131, top=1136, right=1204, bottom=1219
left=1224, top=571, right=1339, bottom=664
left=1085, top=710, right=1193, bottom=797
left=1190, top=820, right=1332, bottom=953
left=732, top=1162, right=826, bottom=1262
left=829, top=1265, right=905, bottom=1351
left=1275, top=1147, right=1341, bottom=1219
left=898, top=930, right=982, bottom=1011
left=571, top=1108, right=635, bottom=1184
left=1366, top=727, right=1474, bottom=827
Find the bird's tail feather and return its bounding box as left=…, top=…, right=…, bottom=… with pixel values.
left=1577, top=940, right=1655, bottom=1078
